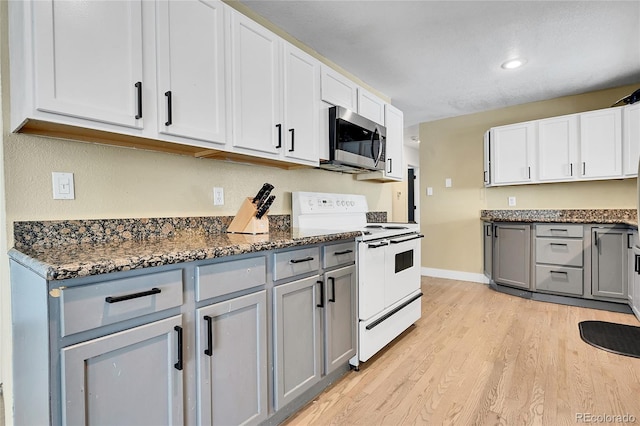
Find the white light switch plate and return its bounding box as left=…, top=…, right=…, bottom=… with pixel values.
left=445, top=178, right=452, bottom=188
left=508, top=196, right=516, bottom=206
left=52, top=172, right=75, bottom=200
left=427, top=187, right=433, bottom=196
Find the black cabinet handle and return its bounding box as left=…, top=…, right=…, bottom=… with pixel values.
left=135, top=81, right=142, bottom=119
left=627, top=233, right=633, bottom=249
left=485, top=225, right=491, bottom=237
left=388, top=158, right=393, bottom=174
left=527, top=166, right=531, bottom=179
left=334, top=250, right=353, bottom=256
left=105, top=287, right=161, bottom=304
left=316, top=280, right=324, bottom=308
left=275, top=124, right=282, bottom=148
left=549, top=243, right=568, bottom=247
left=289, top=256, right=314, bottom=264
left=582, top=162, right=586, bottom=175
left=550, top=228, right=568, bottom=232
left=635, top=254, right=640, bottom=274
left=204, top=315, right=213, bottom=357
left=483, top=171, right=488, bottom=183
left=165, top=91, right=172, bottom=126
left=174, top=325, right=183, bottom=371
left=550, top=270, right=568, bottom=275
left=570, top=163, right=573, bottom=176
left=328, top=277, right=336, bottom=303
left=289, top=128, right=295, bottom=152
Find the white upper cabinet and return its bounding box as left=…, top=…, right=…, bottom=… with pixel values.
left=579, top=107, right=622, bottom=179
left=537, top=114, right=579, bottom=182
left=31, top=0, right=144, bottom=129
left=383, top=104, right=404, bottom=181
left=282, top=43, right=320, bottom=165
left=229, top=11, right=281, bottom=156
left=320, top=66, right=358, bottom=111
left=358, top=88, right=385, bottom=126
left=623, top=102, right=640, bottom=177
left=490, top=122, right=535, bottom=185
left=156, top=0, right=226, bottom=145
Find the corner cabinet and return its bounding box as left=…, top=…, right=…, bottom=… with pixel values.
left=492, top=223, right=531, bottom=289
left=623, top=102, right=640, bottom=177
left=27, top=0, right=145, bottom=130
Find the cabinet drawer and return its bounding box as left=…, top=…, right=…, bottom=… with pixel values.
left=60, top=269, right=183, bottom=337
left=535, top=224, right=583, bottom=238
left=196, top=256, right=266, bottom=302
left=273, top=247, right=320, bottom=281
left=535, top=265, right=583, bottom=296
left=535, top=238, right=583, bottom=267
left=323, top=241, right=356, bottom=269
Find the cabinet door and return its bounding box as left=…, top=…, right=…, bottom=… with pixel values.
left=579, top=107, right=622, bottom=179
left=483, top=131, right=491, bottom=186
left=273, top=275, right=323, bottom=410
left=358, top=88, right=385, bottom=125
left=283, top=43, right=320, bottom=164
left=493, top=224, right=531, bottom=289
left=33, top=0, right=144, bottom=128
left=537, top=114, right=578, bottom=181
left=61, top=315, right=184, bottom=425
left=592, top=228, right=627, bottom=300
left=320, top=65, right=357, bottom=110
left=384, top=104, right=404, bottom=180
left=623, top=102, right=640, bottom=177
left=196, top=291, right=268, bottom=426
left=324, top=265, right=357, bottom=375
left=483, top=222, right=493, bottom=279
left=627, top=231, right=636, bottom=304
left=491, top=123, right=535, bottom=185
left=633, top=246, right=640, bottom=321
left=230, top=11, right=281, bottom=155
left=156, top=0, right=226, bottom=145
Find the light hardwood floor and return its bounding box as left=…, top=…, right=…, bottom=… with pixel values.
left=284, top=277, right=640, bottom=425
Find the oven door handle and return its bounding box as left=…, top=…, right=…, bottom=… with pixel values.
left=389, top=234, right=424, bottom=244
left=367, top=241, right=389, bottom=249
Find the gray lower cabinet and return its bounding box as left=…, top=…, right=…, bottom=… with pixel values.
left=533, top=224, right=584, bottom=296
left=493, top=223, right=531, bottom=289
left=273, top=274, right=323, bottom=410
left=324, top=264, right=356, bottom=375
left=196, top=290, right=268, bottom=426
left=591, top=227, right=628, bottom=300
left=61, top=315, right=185, bottom=425
left=483, top=222, right=492, bottom=279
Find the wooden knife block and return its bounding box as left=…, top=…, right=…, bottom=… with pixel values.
left=227, top=198, right=270, bottom=234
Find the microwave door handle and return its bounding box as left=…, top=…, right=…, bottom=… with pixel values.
left=373, top=128, right=383, bottom=167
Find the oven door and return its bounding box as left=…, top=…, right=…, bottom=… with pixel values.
left=384, top=234, right=423, bottom=307
left=357, top=239, right=388, bottom=320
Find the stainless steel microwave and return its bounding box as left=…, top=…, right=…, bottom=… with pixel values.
left=319, top=106, right=386, bottom=173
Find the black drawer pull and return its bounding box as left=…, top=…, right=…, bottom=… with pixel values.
left=204, top=315, right=213, bottom=357
left=316, top=280, right=324, bottom=308
left=134, top=81, right=142, bottom=119
left=549, top=243, right=568, bottom=246
left=289, top=256, right=314, bottom=264
left=164, top=91, right=172, bottom=126
left=550, top=270, right=568, bottom=275
left=334, top=250, right=353, bottom=256
left=550, top=229, right=568, bottom=232
left=105, top=287, right=161, bottom=304
left=328, top=277, right=336, bottom=303
left=174, top=325, right=183, bottom=371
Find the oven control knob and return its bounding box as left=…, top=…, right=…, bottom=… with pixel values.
left=350, top=201, right=355, bottom=206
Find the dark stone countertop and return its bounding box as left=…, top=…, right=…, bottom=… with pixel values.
left=9, top=228, right=361, bottom=281
left=480, top=209, right=637, bottom=227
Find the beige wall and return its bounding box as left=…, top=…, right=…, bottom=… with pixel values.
left=420, top=83, right=640, bottom=275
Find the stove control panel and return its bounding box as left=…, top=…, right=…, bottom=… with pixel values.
left=293, top=191, right=368, bottom=214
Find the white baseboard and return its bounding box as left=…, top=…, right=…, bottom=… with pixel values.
left=421, top=267, right=489, bottom=284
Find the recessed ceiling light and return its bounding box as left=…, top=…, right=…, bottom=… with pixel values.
left=501, top=58, right=527, bottom=69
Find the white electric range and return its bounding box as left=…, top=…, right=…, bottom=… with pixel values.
left=292, top=191, right=423, bottom=367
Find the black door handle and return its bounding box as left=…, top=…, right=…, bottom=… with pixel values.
left=135, top=81, right=142, bottom=119
left=328, top=277, right=336, bottom=303
left=165, top=91, right=172, bottom=126
left=316, top=281, right=324, bottom=308
left=289, top=128, right=295, bottom=152
left=174, top=325, right=183, bottom=371
left=276, top=124, right=282, bottom=148
left=204, top=315, right=213, bottom=357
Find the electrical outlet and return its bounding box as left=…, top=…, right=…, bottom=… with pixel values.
left=213, top=187, right=224, bottom=206
left=52, top=172, right=75, bottom=200
left=508, top=196, right=516, bottom=206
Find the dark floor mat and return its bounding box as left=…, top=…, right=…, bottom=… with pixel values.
left=579, top=320, right=640, bottom=359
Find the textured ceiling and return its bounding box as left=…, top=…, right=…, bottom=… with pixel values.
left=238, top=0, right=640, bottom=126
